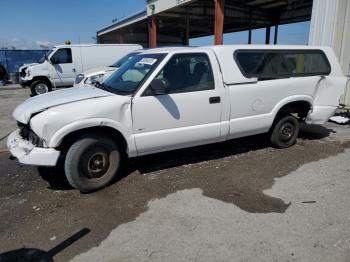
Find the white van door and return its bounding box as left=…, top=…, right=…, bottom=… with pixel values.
left=49, top=47, right=76, bottom=86
left=132, top=53, right=223, bottom=155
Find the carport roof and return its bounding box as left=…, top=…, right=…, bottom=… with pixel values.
left=97, top=10, right=148, bottom=36
left=97, top=0, right=313, bottom=44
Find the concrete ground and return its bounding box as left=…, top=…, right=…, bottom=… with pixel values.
left=0, top=86, right=350, bottom=261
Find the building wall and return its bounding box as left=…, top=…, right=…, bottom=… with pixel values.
left=309, top=0, right=350, bottom=75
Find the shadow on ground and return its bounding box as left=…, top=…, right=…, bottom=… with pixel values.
left=38, top=158, right=72, bottom=191
left=0, top=228, right=90, bottom=262
left=37, top=125, right=342, bottom=213
left=299, top=123, right=336, bottom=140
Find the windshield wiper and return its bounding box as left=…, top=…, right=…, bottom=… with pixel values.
left=95, top=80, right=133, bottom=96
left=94, top=81, right=108, bottom=91
left=95, top=81, right=124, bottom=95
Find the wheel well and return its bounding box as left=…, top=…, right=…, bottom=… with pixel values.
left=32, top=76, right=52, bottom=86
left=277, top=101, right=312, bottom=120
left=57, top=126, right=128, bottom=157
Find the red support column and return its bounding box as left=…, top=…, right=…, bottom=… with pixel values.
left=214, top=0, right=224, bottom=45
left=148, top=16, right=157, bottom=48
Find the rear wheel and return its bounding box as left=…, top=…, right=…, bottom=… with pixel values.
left=64, top=135, right=121, bottom=192
left=270, top=115, right=299, bottom=148
left=30, top=80, right=52, bottom=96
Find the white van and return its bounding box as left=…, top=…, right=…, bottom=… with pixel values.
left=74, top=50, right=143, bottom=87
left=19, top=44, right=142, bottom=96
left=8, top=45, right=348, bottom=192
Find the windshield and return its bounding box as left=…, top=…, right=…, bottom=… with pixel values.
left=111, top=52, right=141, bottom=68
left=101, top=53, right=165, bottom=96
left=38, top=48, right=56, bottom=63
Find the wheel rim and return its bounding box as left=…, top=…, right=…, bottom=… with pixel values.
left=80, top=147, right=111, bottom=180
left=35, top=83, right=49, bottom=94
left=279, top=122, right=295, bottom=142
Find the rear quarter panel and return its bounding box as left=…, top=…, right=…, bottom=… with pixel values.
left=227, top=78, right=316, bottom=139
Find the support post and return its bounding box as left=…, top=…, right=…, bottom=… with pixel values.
left=248, top=9, right=252, bottom=44
left=265, top=26, right=271, bottom=44
left=214, top=0, right=224, bottom=45
left=183, top=8, right=190, bottom=46
left=274, top=24, right=279, bottom=44
left=248, top=29, right=252, bottom=44
left=118, top=33, right=124, bottom=44
left=148, top=16, right=157, bottom=48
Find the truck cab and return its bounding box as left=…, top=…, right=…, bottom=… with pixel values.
left=9, top=45, right=348, bottom=192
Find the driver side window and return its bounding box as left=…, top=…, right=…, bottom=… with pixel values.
left=51, top=48, right=72, bottom=64
left=153, top=53, right=214, bottom=94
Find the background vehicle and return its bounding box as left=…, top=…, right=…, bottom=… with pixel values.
left=19, top=44, right=142, bottom=96
left=8, top=45, right=348, bottom=192
left=74, top=50, right=143, bottom=87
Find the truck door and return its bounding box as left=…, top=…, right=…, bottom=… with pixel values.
left=132, top=52, right=223, bottom=155
left=49, top=48, right=76, bottom=86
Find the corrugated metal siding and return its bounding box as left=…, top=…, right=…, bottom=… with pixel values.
left=339, top=0, right=350, bottom=75
left=309, top=0, right=337, bottom=46
left=309, top=0, right=350, bottom=75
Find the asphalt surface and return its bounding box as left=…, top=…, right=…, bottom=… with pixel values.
left=0, top=87, right=350, bottom=261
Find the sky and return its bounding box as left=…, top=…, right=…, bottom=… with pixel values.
left=0, top=0, right=310, bottom=49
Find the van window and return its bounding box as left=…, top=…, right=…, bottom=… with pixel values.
left=51, top=48, right=72, bottom=64
left=150, top=53, right=214, bottom=94
left=234, top=50, right=331, bottom=80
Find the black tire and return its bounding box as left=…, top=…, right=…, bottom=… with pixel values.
left=30, top=80, right=52, bottom=96
left=64, top=135, right=121, bottom=192
left=270, top=114, right=299, bottom=148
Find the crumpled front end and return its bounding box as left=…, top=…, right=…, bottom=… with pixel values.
left=7, top=126, right=60, bottom=167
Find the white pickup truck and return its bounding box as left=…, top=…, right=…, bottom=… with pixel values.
left=8, top=45, right=348, bottom=192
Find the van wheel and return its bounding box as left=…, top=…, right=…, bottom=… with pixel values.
left=30, top=80, right=52, bottom=96
left=270, top=115, right=299, bottom=148
left=64, top=135, right=121, bottom=192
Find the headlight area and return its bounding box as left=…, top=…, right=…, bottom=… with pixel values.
left=19, top=67, right=27, bottom=78
left=17, top=121, right=44, bottom=147
left=85, top=74, right=104, bottom=85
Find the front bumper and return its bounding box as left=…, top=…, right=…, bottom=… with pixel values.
left=7, top=130, right=60, bottom=166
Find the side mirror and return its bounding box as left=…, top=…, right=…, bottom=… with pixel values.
left=149, top=79, right=170, bottom=95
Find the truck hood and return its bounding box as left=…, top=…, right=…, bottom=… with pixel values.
left=13, top=87, right=114, bottom=124
left=83, top=66, right=117, bottom=78
left=18, top=63, right=39, bottom=72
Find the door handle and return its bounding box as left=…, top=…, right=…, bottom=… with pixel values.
left=72, top=68, right=76, bottom=73
left=209, top=96, right=221, bottom=104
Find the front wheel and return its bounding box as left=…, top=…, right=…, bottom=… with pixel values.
left=270, top=115, right=299, bottom=148
left=64, top=135, right=121, bottom=192
left=30, top=80, right=52, bottom=96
